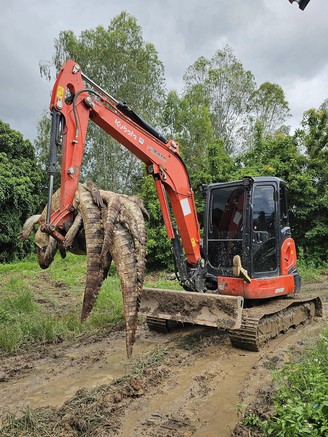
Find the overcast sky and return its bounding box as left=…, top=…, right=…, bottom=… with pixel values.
left=1, top=0, right=327, bottom=143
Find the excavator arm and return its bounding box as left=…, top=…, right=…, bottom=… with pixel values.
left=44, top=59, right=205, bottom=291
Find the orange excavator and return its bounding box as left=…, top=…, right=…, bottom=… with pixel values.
left=43, top=57, right=321, bottom=350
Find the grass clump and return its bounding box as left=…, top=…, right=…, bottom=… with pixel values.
left=144, top=272, right=180, bottom=290
left=0, top=305, right=100, bottom=355
left=131, top=347, right=170, bottom=376
left=297, top=255, right=328, bottom=284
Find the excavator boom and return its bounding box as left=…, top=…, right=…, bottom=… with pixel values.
left=47, top=60, right=202, bottom=266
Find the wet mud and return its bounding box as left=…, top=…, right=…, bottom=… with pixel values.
left=0, top=284, right=327, bottom=436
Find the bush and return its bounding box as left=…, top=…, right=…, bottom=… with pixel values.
left=0, top=120, right=44, bottom=263
left=261, top=328, right=328, bottom=436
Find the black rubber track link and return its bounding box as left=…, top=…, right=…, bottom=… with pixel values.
left=229, top=296, right=322, bottom=351
left=146, top=316, right=183, bottom=333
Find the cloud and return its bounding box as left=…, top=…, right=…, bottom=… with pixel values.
left=0, top=0, right=327, bottom=142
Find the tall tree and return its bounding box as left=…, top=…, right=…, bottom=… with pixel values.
left=182, top=47, right=291, bottom=153
left=162, top=90, right=234, bottom=215
left=38, top=12, right=166, bottom=193
left=183, top=46, right=256, bottom=154
left=0, top=120, right=43, bottom=262
left=251, top=82, right=290, bottom=136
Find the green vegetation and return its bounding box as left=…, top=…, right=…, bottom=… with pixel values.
left=0, top=120, right=44, bottom=263
left=0, top=254, right=178, bottom=355
left=0, top=254, right=119, bottom=354
left=0, top=253, right=324, bottom=356
left=297, top=256, right=328, bottom=283
left=243, top=326, right=328, bottom=436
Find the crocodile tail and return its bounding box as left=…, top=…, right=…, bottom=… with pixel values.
left=109, top=224, right=140, bottom=358
left=79, top=185, right=105, bottom=321
left=20, top=214, right=42, bottom=240
left=100, top=192, right=121, bottom=265
left=119, top=198, right=147, bottom=287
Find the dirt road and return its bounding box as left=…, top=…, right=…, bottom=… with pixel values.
left=0, top=283, right=327, bottom=436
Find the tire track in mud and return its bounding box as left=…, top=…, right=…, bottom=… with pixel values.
left=119, top=344, right=259, bottom=437
left=0, top=328, right=169, bottom=417
left=118, top=288, right=328, bottom=436
left=118, top=314, right=327, bottom=437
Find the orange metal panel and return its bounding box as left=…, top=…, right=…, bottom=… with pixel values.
left=280, top=237, right=297, bottom=275
left=217, top=275, right=295, bottom=299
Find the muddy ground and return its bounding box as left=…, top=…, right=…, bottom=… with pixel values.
left=0, top=282, right=327, bottom=436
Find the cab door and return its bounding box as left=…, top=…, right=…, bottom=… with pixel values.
left=206, top=183, right=246, bottom=277
left=251, top=184, right=278, bottom=277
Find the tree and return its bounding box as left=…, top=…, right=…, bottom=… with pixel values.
left=182, top=47, right=291, bottom=153
left=162, top=90, right=235, bottom=222
left=235, top=123, right=319, bottom=258
left=0, top=120, right=43, bottom=262
left=250, top=82, right=290, bottom=137
left=163, top=91, right=217, bottom=184
left=38, top=12, right=166, bottom=194
left=294, top=107, right=328, bottom=261
left=139, top=175, right=173, bottom=271
left=183, top=46, right=256, bottom=154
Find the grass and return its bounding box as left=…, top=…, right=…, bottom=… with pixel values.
left=144, top=271, right=181, bottom=290
left=243, top=326, right=328, bottom=436
left=267, top=328, right=328, bottom=436
left=0, top=254, right=325, bottom=355
left=297, top=259, right=328, bottom=284
left=0, top=253, right=125, bottom=354
left=0, top=253, right=180, bottom=355
left=130, top=347, right=170, bottom=376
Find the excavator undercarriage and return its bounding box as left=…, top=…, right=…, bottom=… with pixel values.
left=140, top=288, right=322, bottom=351
left=229, top=295, right=322, bottom=350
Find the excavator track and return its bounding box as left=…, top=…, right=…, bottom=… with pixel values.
left=229, top=296, right=322, bottom=351
left=146, top=316, right=182, bottom=333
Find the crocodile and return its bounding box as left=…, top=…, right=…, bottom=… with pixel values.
left=21, top=182, right=148, bottom=358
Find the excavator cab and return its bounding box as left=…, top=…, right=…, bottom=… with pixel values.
left=143, top=175, right=321, bottom=343
left=203, top=177, right=301, bottom=298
